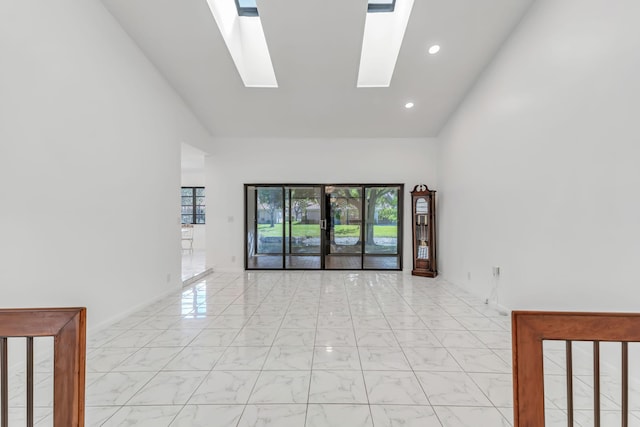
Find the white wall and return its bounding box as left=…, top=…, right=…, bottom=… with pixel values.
left=0, top=1, right=211, bottom=327
left=206, top=138, right=438, bottom=271
left=437, top=0, right=640, bottom=311
left=181, top=170, right=206, bottom=188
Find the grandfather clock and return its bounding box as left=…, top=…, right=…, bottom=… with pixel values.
left=411, top=184, right=437, bottom=277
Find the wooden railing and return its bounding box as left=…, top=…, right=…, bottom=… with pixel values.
left=0, top=308, right=86, bottom=427
left=512, top=311, right=640, bottom=427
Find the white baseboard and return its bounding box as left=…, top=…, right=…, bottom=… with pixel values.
left=182, top=268, right=214, bottom=286
left=489, top=302, right=510, bottom=316
left=89, top=285, right=180, bottom=335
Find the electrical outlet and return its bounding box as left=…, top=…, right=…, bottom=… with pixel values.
left=492, top=266, right=500, bottom=277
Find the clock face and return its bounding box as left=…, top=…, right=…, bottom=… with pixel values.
left=416, top=198, right=428, bottom=214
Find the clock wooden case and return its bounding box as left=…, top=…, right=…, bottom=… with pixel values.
left=411, top=184, right=437, bottom=277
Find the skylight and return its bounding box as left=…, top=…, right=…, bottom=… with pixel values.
left=358, top=0, right=415, bottom=87
left=368, top=0, right=396, bottom=13
left=235, top=0, right=258, bottom=17
left=206, top=0, right=278, bottom=87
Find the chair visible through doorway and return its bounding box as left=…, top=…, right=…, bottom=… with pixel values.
left=181, top=224, right=194, bottom=253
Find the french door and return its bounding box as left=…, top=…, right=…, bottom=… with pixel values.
left=245, top=184, right=402, bottom=270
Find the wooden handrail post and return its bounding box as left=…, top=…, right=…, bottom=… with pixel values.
left=512, top=311, right=640, bottom=427
left=0, top=308, right=86, bottom=427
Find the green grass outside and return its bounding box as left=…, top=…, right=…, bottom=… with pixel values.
left=257, top=223, right=397, bottom=238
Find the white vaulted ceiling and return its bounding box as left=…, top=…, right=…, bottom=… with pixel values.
left=100, top=0, right=533, bottom=137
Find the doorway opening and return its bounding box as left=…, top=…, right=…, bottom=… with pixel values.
left=180, top=143, right=207, bottom=282
left=245, top=184, right=402, bottom=270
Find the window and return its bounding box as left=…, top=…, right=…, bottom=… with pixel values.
left=181, top=187, right=205, bottom=224
left=235, top=0, right=258, bottom=17
left=368, top=0, right=395, bottom=13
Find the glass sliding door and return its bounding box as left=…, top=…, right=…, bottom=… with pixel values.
left=284, top=186, right=322, bottom=269
left=246, top=185, right=284, bottom=269
left=363, top=186, right=402, bottom=269
left=246, top=183, right=402, bottom=271
left=324, top=186, right=363, bottom=270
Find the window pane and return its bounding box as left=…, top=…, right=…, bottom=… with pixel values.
left=236, top=0, right=258, bottom=16
left=364, top=187, right=399, bottom=255
left=182, top=215, right=193, bottom=224
left=181, top=206, right=193, bottom=214
left=196, top=215, right=205, bottom=224
left=181, top=188, right=192, bottom=196
left=368, top=0, right=395, bottom=12
left=182, top=196, right=193, bottom=206
left=196, top=197, right=205, bottom=205
left=196, top=206, right=206, bottom=215
left=196, top=188, right=205, bottom=197
left=238, top=0, right=257, bottom=7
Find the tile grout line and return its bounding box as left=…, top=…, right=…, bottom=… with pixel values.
left=303, top=270, right=324, bottom=427
left=343, top=273, right=376, bottom=425
left=170, top=275, right=239, bottom=426
left=367, top=274, right=444, bottom=425
left=234, top=272, right=297, bottom=425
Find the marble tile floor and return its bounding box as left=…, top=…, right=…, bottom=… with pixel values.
left=6, top=271, right=640, bottom=426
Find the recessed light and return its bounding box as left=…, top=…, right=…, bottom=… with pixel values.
left=428, top=44, right=440, bottom=55
left=405, top=102, right=414, bottom=109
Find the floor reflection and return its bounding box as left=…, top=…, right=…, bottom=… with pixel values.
left=182, top=249, right=206, bottom=282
